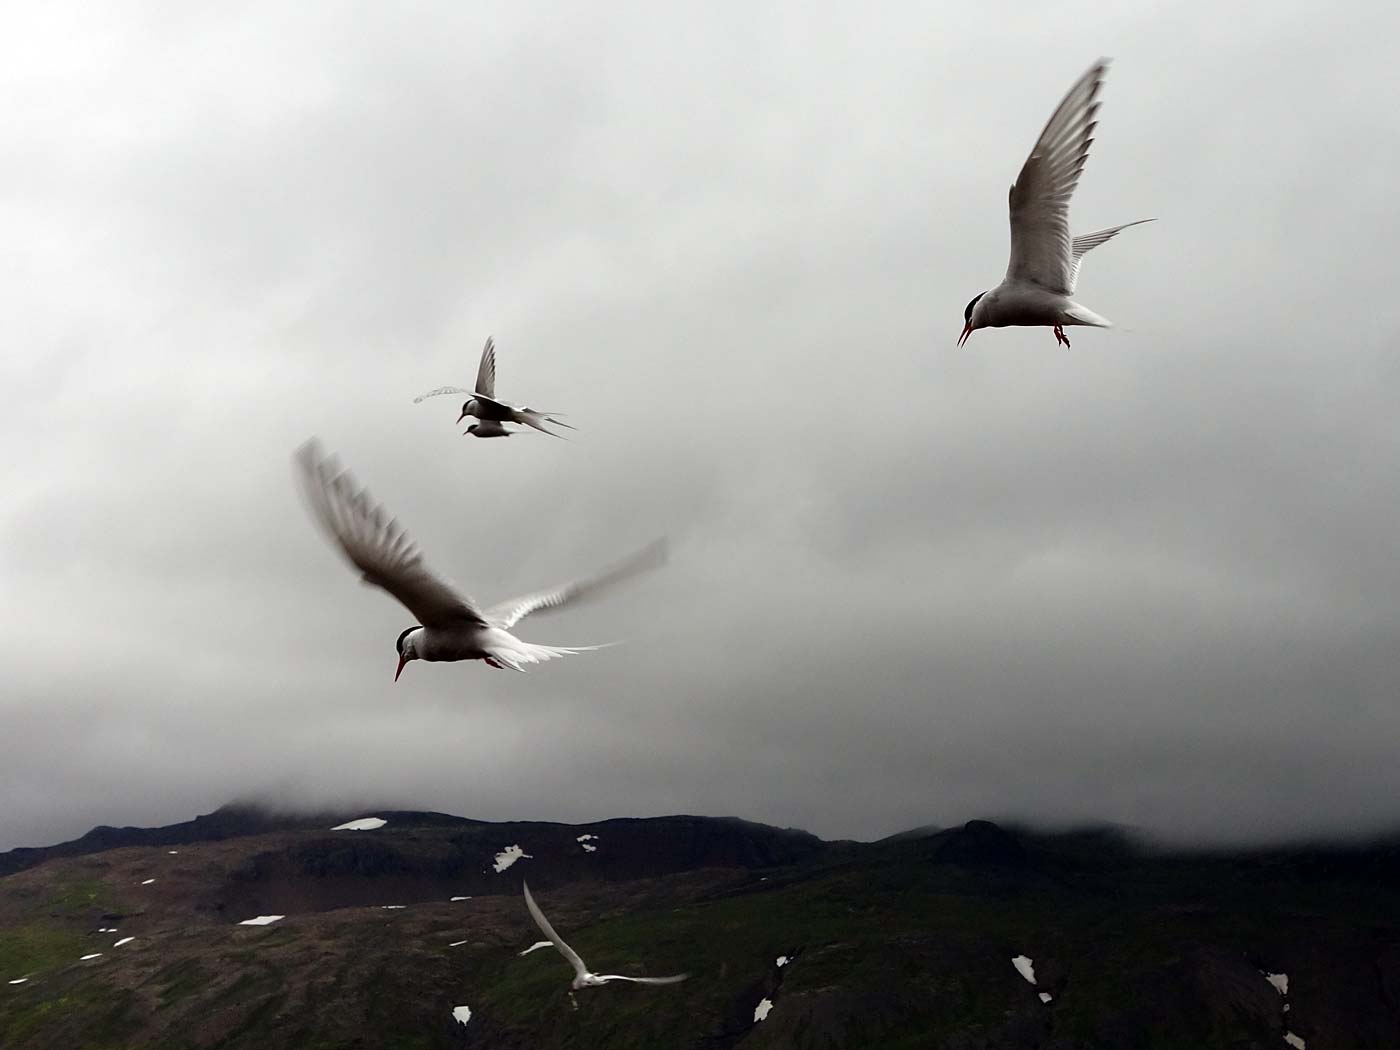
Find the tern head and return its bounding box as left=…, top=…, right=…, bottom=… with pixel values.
left=465, top=422, right=509, bottom=438
left=456, top=398, right=479, bottom=425
left=394, top=626, right=422, bottom=682
left=958, top=291, right=987, bottom=347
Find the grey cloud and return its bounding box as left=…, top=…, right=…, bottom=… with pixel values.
left=2, top=2, right=1398, bottom=852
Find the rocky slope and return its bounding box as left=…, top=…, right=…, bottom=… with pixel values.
left=2, top=805, right=1398, bottom=1048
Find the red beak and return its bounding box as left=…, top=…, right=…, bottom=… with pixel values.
left=957, top=322, right=974, bottom=347
left=394, top=654, right=408, bottom=682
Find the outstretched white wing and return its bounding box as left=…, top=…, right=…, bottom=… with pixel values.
left=412, top=386, right=471, bottom=403
left=596, top=973, right=689, bottom=985
left=294, top=440, right=485, bottom=629
left=522, top=882, right=589, bottom=983
left=475, top=337, right=497, bottom=399
left=1005, top=60, right=1108, bottom=295
left=485, top=539, right=667, bottom=630
left=1066, top=219, right=1155, bottom=292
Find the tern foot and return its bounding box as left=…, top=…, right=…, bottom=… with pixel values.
left=1053, top=324, right=1071, bottom=348
left=484, top=657, right=502, bottom=670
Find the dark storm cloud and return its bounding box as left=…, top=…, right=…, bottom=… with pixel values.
left=2, top=1, right=1398, bottom=851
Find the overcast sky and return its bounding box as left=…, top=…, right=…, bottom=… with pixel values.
left=2, top=2, right=1398, bottom=852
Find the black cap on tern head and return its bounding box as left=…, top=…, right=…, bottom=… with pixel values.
left=394, top=625, right=421, bottom=682
left=958, top=291, right=987, bottom=347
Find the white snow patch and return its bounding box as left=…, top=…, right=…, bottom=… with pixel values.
left=140, top=879, right=155, bottom=885
left=519, top=941, right=553, bottom=956
left=113, top=937, right=134, bottom=948
left=776, top=955, right=789, bottom=967
left=492, top=845, right=531, bottom=872
left=8, top=978, right=29, bottom=985
left=238, top=915, right=285, bottom=926
left=576, top=834, right=598, bottom=841
left=753, top=998, right=773, bottom=1022
left=168, top=850, right=179, bottom=855
left=331, top=817, right=387, bottom=831
left=1012, top=955, right=1037, bottom=985
left=450, top=896, right=471, bottom=902
left=80, top=954, right=102, bottom=961
left=381, top=905, right=406, bottom=910
left=577, top=834, right=599, bottom=853
left=449, top=940, right=468, bottom=947
left=1265, top=972, right=1289, bottom=996
left=1039, top=992, right=1053, bottom=1003
left=97, top=928, right=117, bottom=933
left=1284, top=1034, right=1306, bottom=1049
left=452, top=1004, right=472, bottom=1025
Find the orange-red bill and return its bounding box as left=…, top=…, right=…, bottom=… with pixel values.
left=394, top=654, right=408, bottom=682
left=958, top=322, right=973, bottom=347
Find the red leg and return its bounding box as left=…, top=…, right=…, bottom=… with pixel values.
left=1053, top=324, right=1071, bottom=348
left=484, top=656, right=502, bottom=670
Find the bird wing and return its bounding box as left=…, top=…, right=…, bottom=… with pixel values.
left=484, top=539, right=668, bottom=630
left=471, top=392, right=517, bottom=412
left=596, top=973, right=690, bottom=985
left=1066, top=218, right=1155, bottom=292
left=294, top=440, right=486, bottom=629
left=474, top=337, right=497, bottom=399
left=522, top=882, right=589, bottom=982
left=412, top=386, right=470, bottom=403
left=1005, top=59, right=1108, bottom=295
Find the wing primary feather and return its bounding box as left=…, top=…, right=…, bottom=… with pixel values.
left=293, top=439, right=485, bottom=628
left=523, top=882, right=589, bottom=980
left=485, top=538, right=668, bottom=630
left=1070, top=218, right=1157, bottom=259
left=413, top=386, right=470, bottom=403
left=1004, top=60, right=1111, bottom=293
left=1066, top=218, right=1156, bottom=291
left=475, top=337, right=497, bottom=399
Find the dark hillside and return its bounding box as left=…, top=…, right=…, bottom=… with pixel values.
left=3, top=808, right=1398, bottom=1048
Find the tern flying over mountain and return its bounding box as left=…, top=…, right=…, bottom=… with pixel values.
left=958, top=59, right=1153, bottom=349
left=522, top=881, right=689, bottom=992
left=414, top=337, right=573, bottom=437
left=294, top=440, right=665, bottom=677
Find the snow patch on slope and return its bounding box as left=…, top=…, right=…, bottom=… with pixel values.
left=492, top=845, right=531, bottom=872
left=1011, top=955, right=1036, bottom=985
left=331, top=817, right=386, bottom=831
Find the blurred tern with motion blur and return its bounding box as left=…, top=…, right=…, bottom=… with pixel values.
left=958, top=59, right=1154, bottom=349
left=414, top=337, right=574, bottom=437
left=522, top=881, right=689, bottom=999
left=294, top=439, right=665, bottom=678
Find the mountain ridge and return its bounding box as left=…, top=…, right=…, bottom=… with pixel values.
left=4, top=804, right=1400, bottom=1048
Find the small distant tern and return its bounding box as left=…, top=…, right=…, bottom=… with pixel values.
left=415, top=337, right=573, bottom=437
